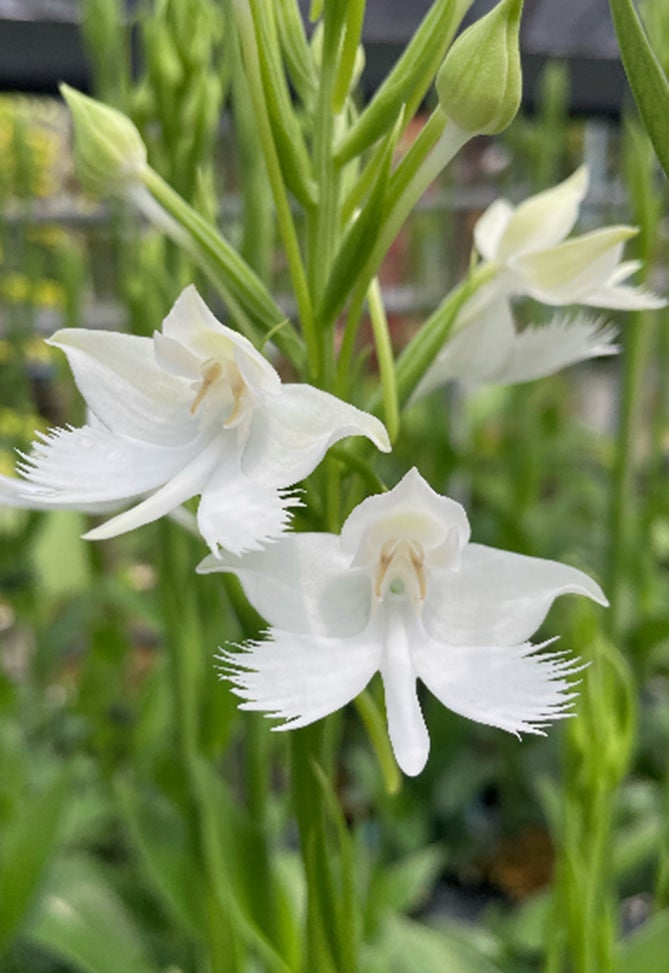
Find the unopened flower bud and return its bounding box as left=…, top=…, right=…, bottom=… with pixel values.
left=60, top=84, right=147, bottom=197
left=436, top=0, right=524, bottom=136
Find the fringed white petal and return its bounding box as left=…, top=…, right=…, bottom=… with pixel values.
left=583, top=284, right=667, bottom=311
left=16, top=423, right=203, bottom=502
left=414, top=636, right=584, bottom=736
left=218, top=627, right=380, bottom=730
left=479, top=313, right=619, bottom=386
left=197, top=450, right=301, bottom=556
left=0, top=473, right=119, bottom=514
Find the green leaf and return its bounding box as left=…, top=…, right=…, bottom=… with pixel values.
left=275, top=0, right=317, bottom=103
left=368, top=847, right=444, bottom=922
left=613, top=909, right=669, bottom=972
left=610, top=0, right=669, bottom=180
left=190, top=757, right=299, bottom=972
left=115, top=779, right=208, bottom=938
left=0, top=770, right=70, bottom=951
left=335, top=0, right=473, bottom=164
left=247, top=0, right=318, bottom=209
left=319, top=108, right=403, bottom=326
left=26, top=856, right=160, bottom=973
left=312, top=761, right=360, bottom=973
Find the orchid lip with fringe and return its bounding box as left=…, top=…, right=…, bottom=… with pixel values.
left=6, top=285, right=390, bottom=555
left=414, top=306, right=620, bottom=399
left=199, top=468, right=608, bottom=776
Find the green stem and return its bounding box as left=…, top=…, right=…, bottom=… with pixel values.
left=332, top=113, right=469, bottom=332
left=334, top=284, right=369, bottom=399
left=291, top=725, right=340, bottom=973
left=607, top=309, right=653, bottom=639
left=232, top=0, right=320, bottom=378
left=158, top=521, right=201, bottom=765
left=354, top=691, right=401, bottom=795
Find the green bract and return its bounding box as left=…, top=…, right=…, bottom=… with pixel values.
left=436, top=0, right=523, bottom=135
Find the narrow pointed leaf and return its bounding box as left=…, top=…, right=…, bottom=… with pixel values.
left=610, top=0, right=669, bottom=180
left=115, top=781, right=208, bottom=938
left=319, top=109, right=403, bottom=326
left=247, top=0, right=318, bottom=208
left=0, top=770, right=70, bottom=950
left=335, top=0, right=473, bottom=164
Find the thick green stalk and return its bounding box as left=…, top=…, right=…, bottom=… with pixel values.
left=607, top=309, right=653, bottom=639
left=306, top=0, right=346, bottom=389
left=291, top=725, right=341, bottom=973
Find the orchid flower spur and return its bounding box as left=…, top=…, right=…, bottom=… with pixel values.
left=200, top=468, right=607, bottom=776
left=5, top=286, right=390, bottom=554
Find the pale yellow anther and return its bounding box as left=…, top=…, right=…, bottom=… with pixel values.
left=190, top=358, right=248, bottom=426
left=190, top=359, right=224, bottom=415
left=223, top=366, right=247, bottom=428
left=408, top=542, right=427, bottom=601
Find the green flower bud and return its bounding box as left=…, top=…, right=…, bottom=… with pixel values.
left=60, top=84, right=147, bottom=196
left=436, top=0, right=524, bottom=135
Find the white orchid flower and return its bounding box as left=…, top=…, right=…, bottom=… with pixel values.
left=199, top=468, right=607, bottom=776
left=414, top=166, right=664, bottom=399
left=414, top=303, right=619, bottom=399
left=474, top=165, right=664, bottom=310
left=7, top=286, right=390, bottom=554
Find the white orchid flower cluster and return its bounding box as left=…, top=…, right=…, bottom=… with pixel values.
left=2, top=264, right=613, bottom=774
